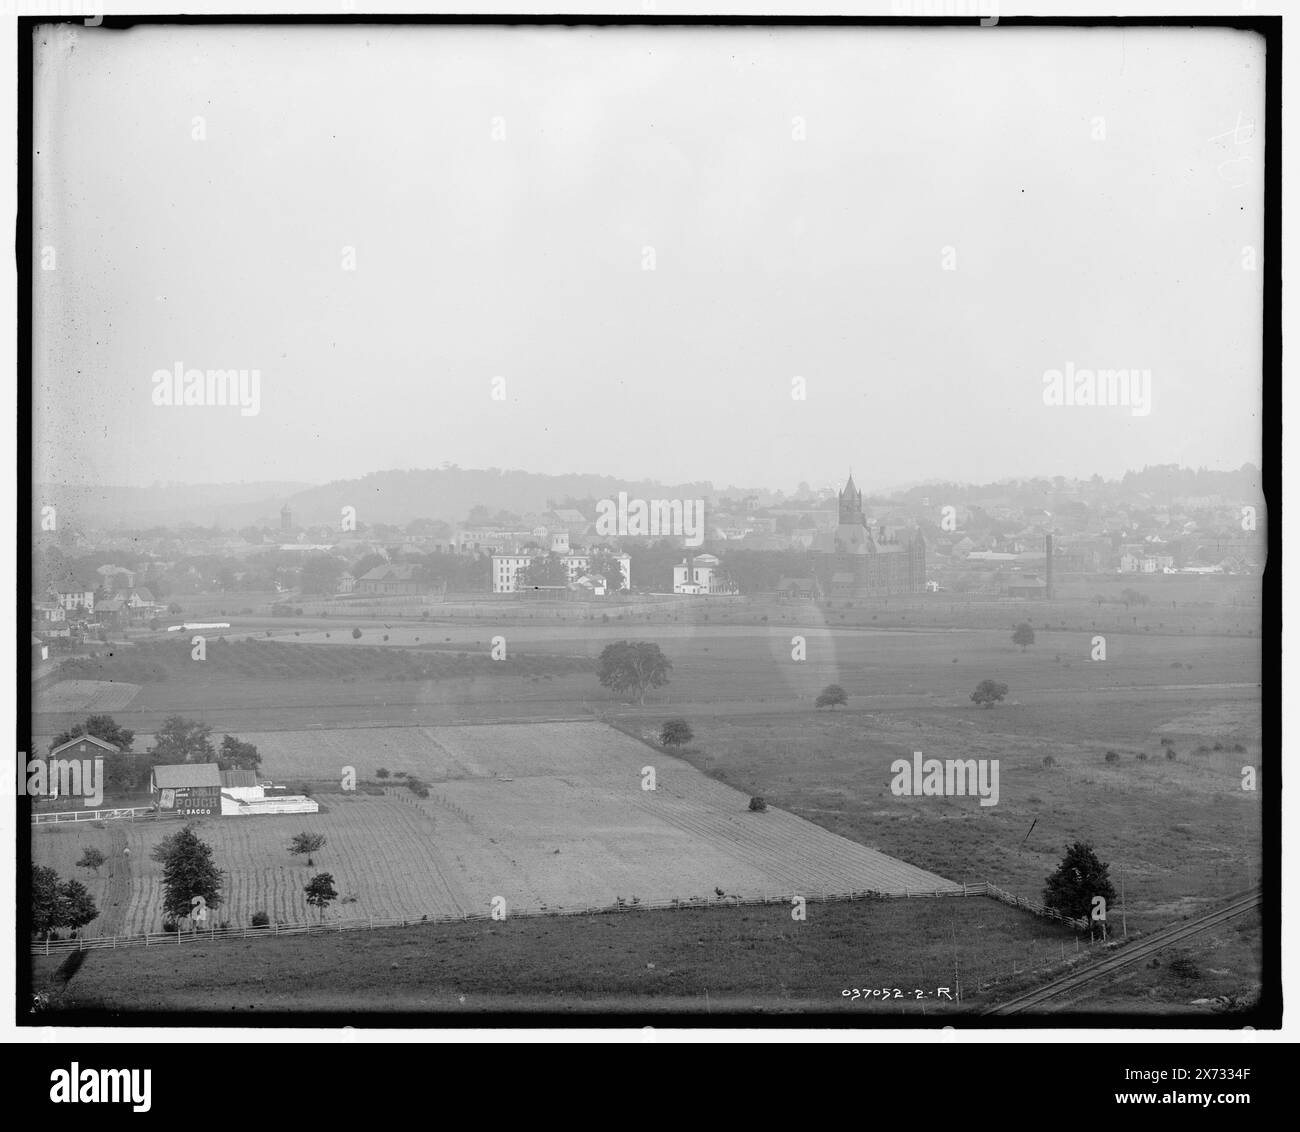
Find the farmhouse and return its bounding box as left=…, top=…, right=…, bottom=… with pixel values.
left=150, top=763, right=222, bottom=816
left=357, top=564, right=422, bottom=595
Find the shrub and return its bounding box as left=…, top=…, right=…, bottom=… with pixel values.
left=376, top=767, right=390, bottom=780
left=1105, top=750, right=1119, bottom=763
left=970, top=679, right=1009, bottom=708
left=815, top=684, right=848, bottom=709
left=660, top=718, right=694, bottom=747
left=251, top=910, right=270, bottom=928
left=1160, top=738, right=1174, bottom=747
left=352, top=628, right=362, bottom=639
left=748, top=796, right=767, bottom=812
left=1166, top=749, right=1177, bottom=760
left=1042, top=755, right=1055, bottom=767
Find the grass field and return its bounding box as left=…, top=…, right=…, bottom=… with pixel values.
left=32, top=621, right=1261, bottom=742
left=31, top=895, right=1261, bottom=1017
left=31, top=721, right=956, bottom=935
left=32, top=896, right=1079, bottom=1015
left=28, top=599, right=1268, bottom=1016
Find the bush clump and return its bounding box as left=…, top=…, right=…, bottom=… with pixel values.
left=748, top=796, right=768, bottom=812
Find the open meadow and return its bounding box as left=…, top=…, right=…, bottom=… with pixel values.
left=31, top=721, right=955, bottom=936
left=29, top=595, right=1266, bottom=1015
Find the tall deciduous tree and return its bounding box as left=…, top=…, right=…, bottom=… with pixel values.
left=218, top=735, right=261, bottom=772
left=151, top=716, right=215, bottom=764
left=587, top=549, right=626, bottom=592
left=50, top=714, right=134, bottom=754
left=518, top=552, right=569, bottom=588
left=596, top=640, right=672, bottom=705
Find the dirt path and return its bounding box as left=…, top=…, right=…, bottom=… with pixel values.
left=98, top=825, right=133, bottom=937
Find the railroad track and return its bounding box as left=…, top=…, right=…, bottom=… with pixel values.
left=983, top=887, right=1261, bottom=1016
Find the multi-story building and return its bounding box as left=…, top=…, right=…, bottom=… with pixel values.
left=492, top=548, right=631, bottom=594
left=812, top=473, right=925, bottom=599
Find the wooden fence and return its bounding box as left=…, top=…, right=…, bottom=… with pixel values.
left=985, top=881, right=1090, bottom=930
left=32, top=806, right=155, bottom=825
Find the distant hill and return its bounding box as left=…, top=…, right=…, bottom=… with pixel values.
left=37, top=468, right=721, bottom=528
left=33, top=482, right=313, bottom=529
left=281, top=468, right=718, bottom=526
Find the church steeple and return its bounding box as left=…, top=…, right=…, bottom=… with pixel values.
left=838, top=472, right=866, bottom=527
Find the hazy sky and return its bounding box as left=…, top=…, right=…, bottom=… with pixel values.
left=33, top=22, right=1265, bottom=493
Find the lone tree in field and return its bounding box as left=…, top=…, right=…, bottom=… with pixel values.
left=304, top=873, right=338, bottom=923
left=596, top=640, right=672, bottom=705
left=289, top=832, right=326, bottom=867
left=76, top=847, right=106, bottom=875
left=1012, top=622, right=1036, bottom=652
left=660, top=718, right=693, bottom=747
left=815, top=684, right=848, bottom=709
left=970, top=679, right=1009, bottom=708
left=1043, top=841, right=1117, bottom=935
left=160, top=825, right=223, bottom=928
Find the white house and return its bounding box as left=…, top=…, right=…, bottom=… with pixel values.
left=673, top=554, right=733, bottom=595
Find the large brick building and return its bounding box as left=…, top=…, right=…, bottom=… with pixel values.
left=813, top=473, right=925, bottom=599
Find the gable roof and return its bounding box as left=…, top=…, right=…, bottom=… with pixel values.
left=152, top=762, right=222, bottom=788
left=49, top=733, right=121, bottom=757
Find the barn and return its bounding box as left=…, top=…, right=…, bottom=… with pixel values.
left=150, top=763, right=222, bottom=816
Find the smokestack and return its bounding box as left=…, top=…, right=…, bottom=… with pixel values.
left=1045, top=532, right=1054, bottom=600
